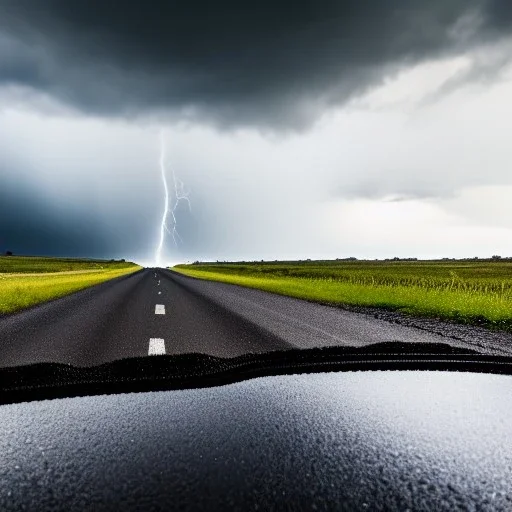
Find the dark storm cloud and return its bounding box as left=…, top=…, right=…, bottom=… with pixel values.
left=0, top=181, right=108, bottom=258
left=0, top=177, right=158, bottom=260
left=1, top=0, right=510, bottom=128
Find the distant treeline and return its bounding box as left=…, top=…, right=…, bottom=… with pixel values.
left=191, top=256, right=512, bottom=265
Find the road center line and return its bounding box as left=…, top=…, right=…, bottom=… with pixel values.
left=155, top=304, right=165, bottom=315
left=149, top=338, right=166, bottom=355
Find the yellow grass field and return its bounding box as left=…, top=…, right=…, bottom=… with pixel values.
left=0, top=256, right=140, bottom=314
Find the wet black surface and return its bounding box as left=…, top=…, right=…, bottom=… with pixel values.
left=1, top=370, right=511, bottom=511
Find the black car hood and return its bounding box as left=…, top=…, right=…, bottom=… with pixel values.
left=1, top=369, right=511, bottom=511
left=2, top=341, right=512, bottom=405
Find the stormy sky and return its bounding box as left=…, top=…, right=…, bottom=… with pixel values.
left=1, top=1, right=512, bottom=264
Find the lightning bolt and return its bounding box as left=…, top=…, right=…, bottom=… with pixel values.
left=155, top=130, right=191, bottom=266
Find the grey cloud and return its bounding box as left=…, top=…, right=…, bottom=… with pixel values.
left=1, top=1, right=511, bottom=129
left=331, top=176, right=454, bottom=202
left=417, top=39, right=512, bottom=108
left=0, top=180, right=109, bottom=258
left=383, top=195, right=429, bottom=203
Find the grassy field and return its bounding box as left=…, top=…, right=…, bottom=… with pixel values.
left=173, top=259, right=512, bottom=332
left=0, top=256, right=141, bottom=314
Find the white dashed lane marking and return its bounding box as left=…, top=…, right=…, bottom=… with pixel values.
left=155, top=304, right=165, bottom=315
left=149, top=338, right=166, bottom=355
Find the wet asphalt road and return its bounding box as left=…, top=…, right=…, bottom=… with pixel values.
left=0, top=268, right=511, bottom=367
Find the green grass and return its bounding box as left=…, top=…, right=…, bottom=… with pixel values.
left=0, top=256, right=141, bottom=314
left=0, top=255, right=135, bottom=274
left=173, top=260, right=512, bottom=332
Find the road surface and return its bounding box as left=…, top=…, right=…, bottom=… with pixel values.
left=0, top=268, right=511, bottom=367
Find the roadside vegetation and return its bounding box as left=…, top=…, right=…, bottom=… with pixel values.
left=173, top=259, right=512, bottom=332
left=0, top=256, right=140, bottom=314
